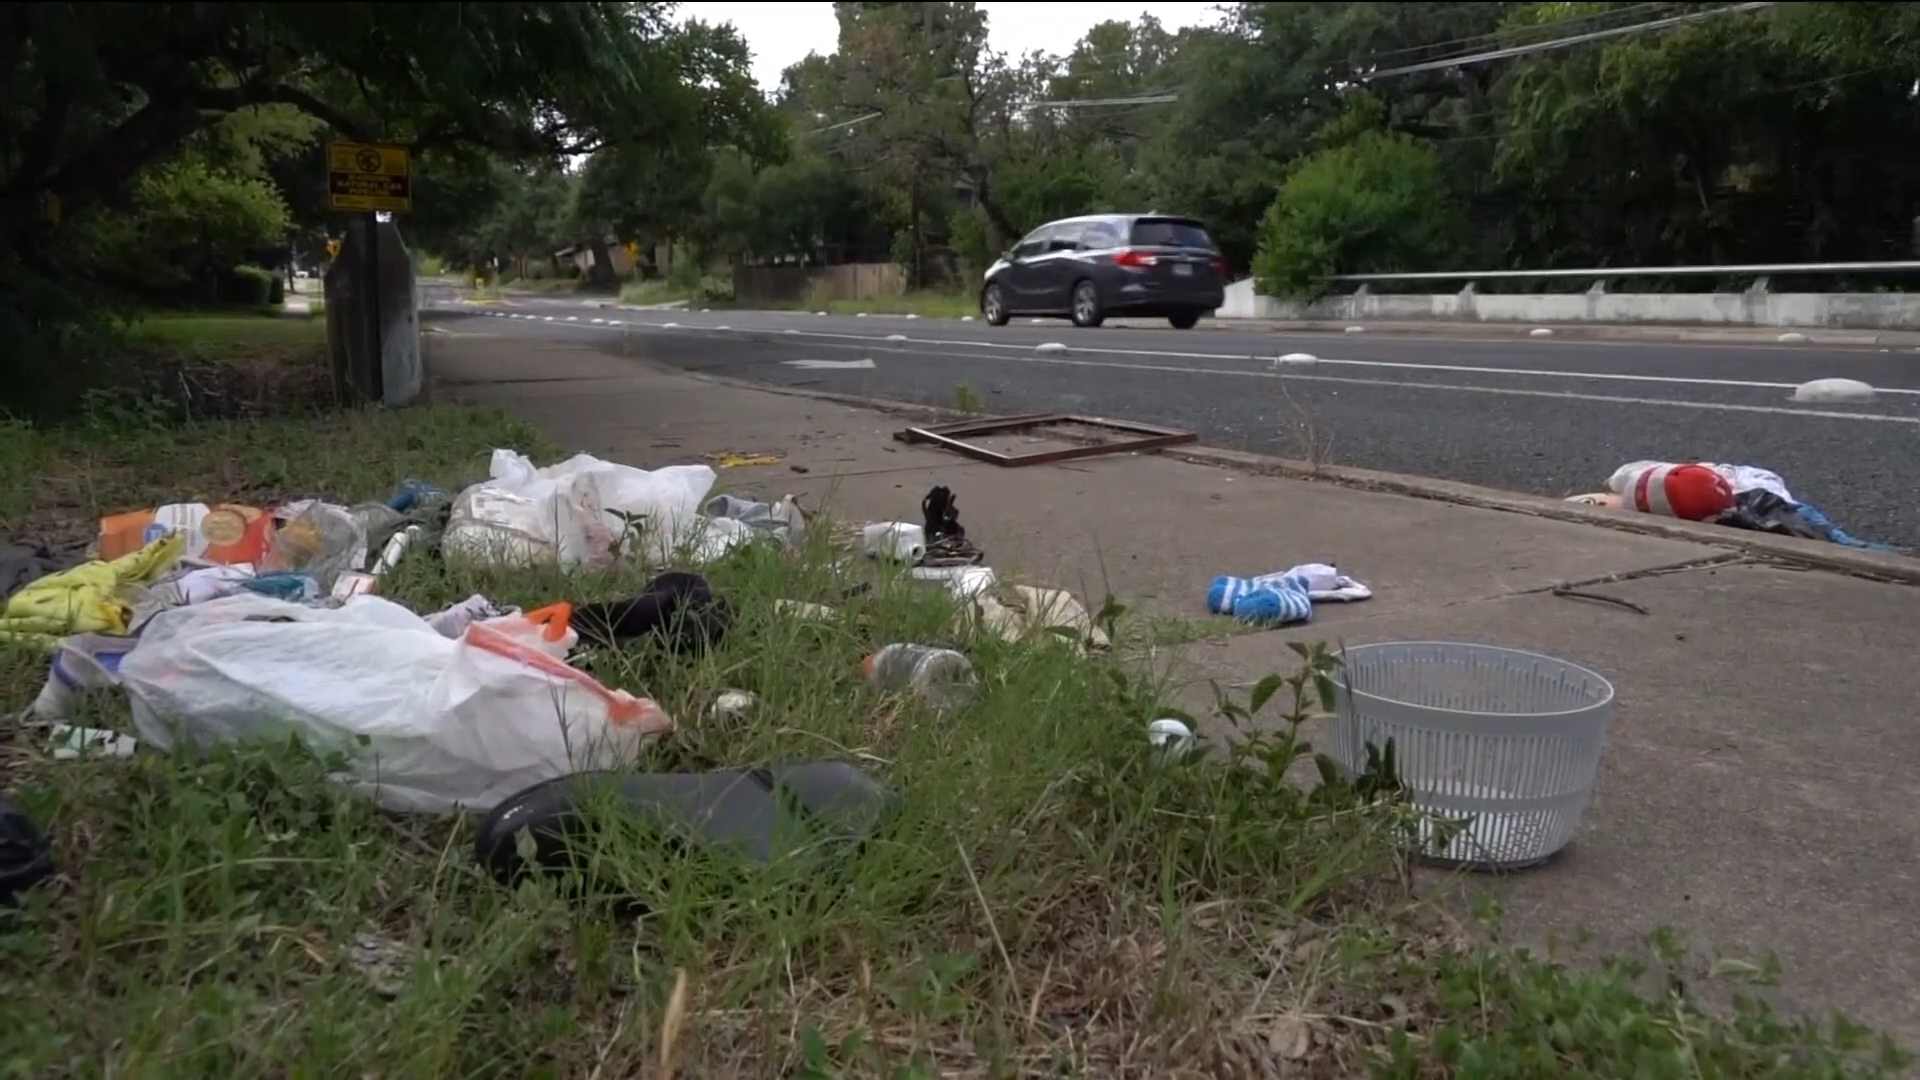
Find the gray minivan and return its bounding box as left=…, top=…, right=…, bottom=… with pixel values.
left=979, top=214, right=1228, bottom=329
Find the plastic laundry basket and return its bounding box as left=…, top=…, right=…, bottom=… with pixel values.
left=1327, top=642, right=1615, bottom=870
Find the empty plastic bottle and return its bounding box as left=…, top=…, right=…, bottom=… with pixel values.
left=862, top=644, right=975, bottom=706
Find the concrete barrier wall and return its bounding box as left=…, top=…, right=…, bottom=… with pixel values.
left=1218, top=278, right=1920, bottom=330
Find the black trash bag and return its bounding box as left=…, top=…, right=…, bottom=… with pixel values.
left=0, top=795, right=56, bottom=906
left=1709, top=489, right=1828, bottom=543
left=572, top=571, right=732, bottom=654
left=474, top=762, right=899, bottom=892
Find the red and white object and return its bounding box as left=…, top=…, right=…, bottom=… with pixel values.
left=1608, top=462, right=1736, bottom=521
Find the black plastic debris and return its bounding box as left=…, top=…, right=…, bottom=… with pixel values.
left=572, top=571, right=732, bottom=654
left=0, top=795, right=55, bottom=906
left=474, top=762, right=899, bottom=890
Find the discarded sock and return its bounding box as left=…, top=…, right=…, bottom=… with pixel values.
left=1208, top=574, right=1258, bottom=614
left=573, top=571, right=732, bottom=654
left=1210, top=565, right=1373, bottom=614
left=1230, top=580, right=1314, bottom=626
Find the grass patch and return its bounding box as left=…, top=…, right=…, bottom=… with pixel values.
left=513, top=276, right=590, bottom=294
left=127, top=313, right=328, bottom=366
left=0, top=409, right=1908, bottom=1077
left=0, top=404, right=545, bottom=552
left=618, top=279, right=699, bottom=307
left=802, top=291, right=976, bottom=319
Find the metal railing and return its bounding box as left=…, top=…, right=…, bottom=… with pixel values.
left=1334, top=261, right=1920, bottom=287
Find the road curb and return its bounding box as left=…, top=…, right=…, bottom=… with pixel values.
left=678, top=368, right=1920, bottom=586
left=1212, top=319, right=1897, bottom=347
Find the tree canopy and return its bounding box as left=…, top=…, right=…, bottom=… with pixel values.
left=1, top=1, right=773, bottom=413
left=430, top=1, right=1920, bottom=300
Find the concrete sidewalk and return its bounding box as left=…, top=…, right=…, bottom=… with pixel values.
left=429, top=328, right=1920, bottom=1043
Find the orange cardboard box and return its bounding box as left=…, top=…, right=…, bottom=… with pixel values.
left=98, top=503, right=274, bottom=564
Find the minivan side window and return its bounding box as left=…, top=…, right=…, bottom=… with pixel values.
left=1078, top=222, right=1121, bottom=250
left=1011, top=225, right=1053, bottom=259
left=1130, top=218, right=1215, bottom=249
left=1047, top=224, right=1083, bottom=253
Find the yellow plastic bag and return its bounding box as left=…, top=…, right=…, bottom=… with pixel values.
left=0, top=533, right=184, bottom=649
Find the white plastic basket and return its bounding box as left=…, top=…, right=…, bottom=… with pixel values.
left=1327, top=642, right=1616, bottom=869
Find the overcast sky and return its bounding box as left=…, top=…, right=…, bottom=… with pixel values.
left=675, top=2, right=1228, bottom=93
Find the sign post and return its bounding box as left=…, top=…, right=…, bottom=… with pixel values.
left=325, top=141, right=412, bottom=404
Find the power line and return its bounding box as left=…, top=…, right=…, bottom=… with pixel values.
left=1018, top=93, right=1179, bottom=111
left=1361, top=2, right=1775, bottom=81
left=1359, top=2, right=1678, bottom=65
left=803, top=111, right=882, bottom=135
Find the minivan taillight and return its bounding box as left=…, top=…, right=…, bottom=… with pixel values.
left=1113, top=248, right=1158, bottom=269
left=1211, top=256, right=1230, bottom=277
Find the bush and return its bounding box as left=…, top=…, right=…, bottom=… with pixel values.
left=1252, top=131, right=1463, bottom=300
left=217, top=265, right=277, bottom=307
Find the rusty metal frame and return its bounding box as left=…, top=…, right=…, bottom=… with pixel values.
left=894, top=412, right=1197, bottom=467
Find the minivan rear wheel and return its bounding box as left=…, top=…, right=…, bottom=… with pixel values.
left=1070, top=280, right=1105, bottom=328
left=1167, top=309, right=1202, bottom=330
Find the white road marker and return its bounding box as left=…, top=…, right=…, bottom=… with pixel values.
left=1793, top=378, right=1876, bottom=403
left=783, top=358, right=877, bottom=370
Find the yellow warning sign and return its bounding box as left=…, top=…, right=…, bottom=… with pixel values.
left=326, top=140, right=412, bottom=214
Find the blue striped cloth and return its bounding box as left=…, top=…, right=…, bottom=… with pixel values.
left=1208, top=574, right=1314, bottom=626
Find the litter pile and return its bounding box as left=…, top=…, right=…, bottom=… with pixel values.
left=1567, top=459, right=1901, bottom=553
left=1, top=451, right=1114, bottom=904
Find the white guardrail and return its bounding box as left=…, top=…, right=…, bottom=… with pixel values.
left=1219, top=261, right=1920, bottom=330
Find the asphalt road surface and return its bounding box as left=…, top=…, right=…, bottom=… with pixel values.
left=423, top=288, right=1920, bottom=550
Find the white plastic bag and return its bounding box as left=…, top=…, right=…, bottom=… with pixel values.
left=441, top=450, right=722, bottom=568
left=117, top=593, right=674, bottom=814
left=442, top=450, right=609, bottom=567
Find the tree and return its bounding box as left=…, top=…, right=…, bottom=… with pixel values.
left=1252, top=131, right=1462, bottom=298
left=1, top=2, right=778, bottom=405
left=831, top=1, right=1023, bottom=267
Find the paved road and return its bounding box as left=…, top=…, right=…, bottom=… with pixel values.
left=423, top=289, right=1920, bottom=549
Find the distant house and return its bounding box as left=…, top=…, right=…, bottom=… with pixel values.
left=552, top=237, right=637, bottom=278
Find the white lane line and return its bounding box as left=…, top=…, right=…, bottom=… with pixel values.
left=445, top=310, right=1920, bottom=412
left=998, top=353, right=1920, bottom=424
left=500, top=315, right=1920, bottom=397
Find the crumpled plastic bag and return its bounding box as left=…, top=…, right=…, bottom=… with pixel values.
left=117, top=592, right=675, bottom=814
left=970, top=585, right=1110, bottom=653
left=262, top=500, right=367, bottom=590
left=442, top=450, right=726, bottom=568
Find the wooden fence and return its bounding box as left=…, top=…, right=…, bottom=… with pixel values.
left=732, top=262, right=906, bottom=304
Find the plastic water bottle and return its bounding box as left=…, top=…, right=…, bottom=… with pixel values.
left=863, top=644, right=975, bottom=706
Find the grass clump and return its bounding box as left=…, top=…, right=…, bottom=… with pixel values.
left=0, top=406, right=1908, bottom=1078
left=803, top=291, right=976, bottom=320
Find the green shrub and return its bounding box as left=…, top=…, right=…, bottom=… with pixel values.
left=1252, top=131, right=1463, bottom=300
left=217, top=265, right=276, bottom=306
